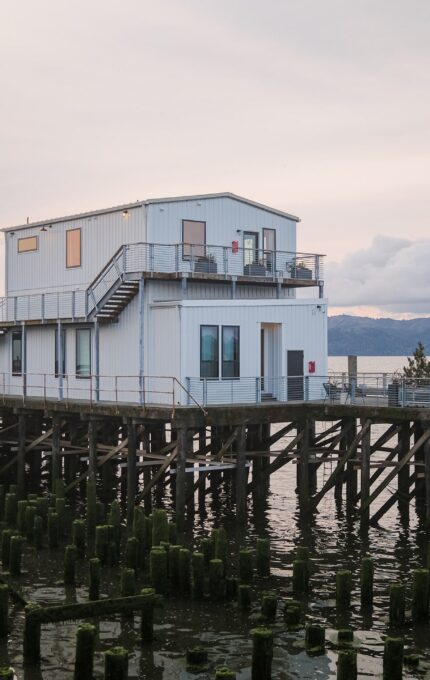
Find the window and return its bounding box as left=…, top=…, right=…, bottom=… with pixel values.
left=222, top=326, right=240, bottom=378
left=263, top=228, right=276, bottom=272
left=12, top=329, right=22, bottom=375
left=200, top=326, right=219, bottom=378
left=18, top=236, right=38, bottom=253
left=55, top=328, right=66, bottom=377
left=66, top=228, right=81, bottom=268
left=182, top=220, right=206, bottom=260
left=76, top=328, right=91, bottom=377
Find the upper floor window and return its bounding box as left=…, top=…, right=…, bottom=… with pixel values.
left=76, top=328, right=91, bottom=377
left=182, top=220, right=205, bottom=260
left=66, top=228, right=81, bottom=268
left=200, top=325, right=219, bottom=378
left=18, top=236, right=38, bottom=253
left=12, top=329, right=22, bottom=375
left=222, top=326, right=240, bottom=378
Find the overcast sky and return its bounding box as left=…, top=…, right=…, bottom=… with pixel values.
left=1, top=0, right=429, bottom=316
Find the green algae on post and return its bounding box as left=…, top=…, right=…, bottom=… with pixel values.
left=186, top=646, right=208, bottom=670
left=251, top=627, right=273, bottom=680
left=215, top=668, right=236, bottom=679
left=48, top=512, right=59, bottom=549
left=284, top=602, right=301, bottom=627
left=140, top=587, right=156, bottom=642
left=23, top=603, right=43, bottom=665
left=95, top=525, right=109, bottom=565
left=383, top=637, right=403, bottom=680
left=125, top=536, right=139, bottom=571
left=1, top=530, right=12, bottom=570
left=0, top=668, right=14, bottom=679
left=72, top=519, right=86, bottom=558
left=169, top=544, right=181, bottom=589
left=261, top=591, right=277, bottom=619
left=121, top=568, right=136, bottom=597
left=305, top=624, right=325, bottom=653
left=337, top=649, right=357, bottom=680
left=256, top=538, right=270, bottom=577
left=33, top=515, right=43, bottom=550
left=338, top=628, right=354, bottom=643
left=24, top=505, right=36, bottom=542
left=152, top=508, right=169, bottom=546
left=150, top=547, right=168, bottom=595
left=74, top=622, right=96, bottom=680
left=17, top=500, right=28, bottom=534
left=201, top=537, right=212, bottom=567
left=104, top=646, right=128, bottom=680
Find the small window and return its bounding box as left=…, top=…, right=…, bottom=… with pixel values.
left=76, top=328, right=91, bottom=377
left=200, top=325, right=219, bottom=378
left=182, top=220, right=206, bottom=260
left=12, top=329, right=22, bottom=375
left=18, top=236, right=38, bottom=253
left=66, top=228, right=81, bottom=268
left=55, top=328, right=66, bottom=378
left=222, top=326, right=240, bottom=378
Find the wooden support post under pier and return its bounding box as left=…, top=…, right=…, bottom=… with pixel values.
left=235, top=425, right=247, bottom=520
left=17, top=413, right=26, bottom=499
left=176, top=428, right=187, bottom=533
left=88, top=421, right=98, bottom=478
left=398, top=422, right=411, bottom=519
left=360, top=419, right=371, bottom=525
left=51, top=414, right=61, bottom=491
left=127, top=420, right=137, bottom=528
left=424, top=422, right=430, bottom=521
left=298, top=418, right=311, bottom=510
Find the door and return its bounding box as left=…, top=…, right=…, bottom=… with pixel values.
left=263, top=228, right=276, bottom=273
left=287, top=350, right=304, bottom=401
left=261, top=324, right=282, bottom=398
left=243, top=232, right=259, bottom=266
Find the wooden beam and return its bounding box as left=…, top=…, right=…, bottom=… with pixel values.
left=361, top=427, right=430, bottom=514
left=135, top=445, right=178, bottom=502
left=247, top=430, right=304, bottom=491
left=370, top=473, right=416, bottom=524
left=65, top=436, right=131, bottom=493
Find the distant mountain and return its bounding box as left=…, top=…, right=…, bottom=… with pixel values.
left=328, top=315, right=430, bottom=356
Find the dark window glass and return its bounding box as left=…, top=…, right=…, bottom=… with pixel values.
left=12, top=329, right=22, bottom=375
left=55, top=328, right=66, bottom=377
left=182, top=220, right=206, bottom=260
left=200, top=325, right=219, bottom=378
left=222, top=326, right=240, bottom=378
left=76, top=328, right=91, bottom=377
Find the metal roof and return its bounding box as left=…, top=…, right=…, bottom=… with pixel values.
left=1, top=192, right=300, bottom=233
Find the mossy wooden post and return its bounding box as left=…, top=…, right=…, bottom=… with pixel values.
left=336, top=570, right=352, bottom=609
left=293, top=559, right=309, bottom=594
left=176, top=428, right=187, bottom=535
left=305, top=624, right=325, bottom=652
left=17, top=413, right=26, bottom=500
left=125, top=536, right=139, bottom=571
left=236, top=426, right=247, bottom=521
left=48, top=512, right=59, bottom=549
left=214, top=527, right=228, bottom=566
left=389, top=583, right=405, bottom=625
left=104, top=646, right=128, bottom=680
left=186, top=646, right=208, bottom=668
left=133, top=506, right=145, bottom=567
left=215, top=669, right=236, bottom=679
left=201, top=537, right=212, bottom=567
left=1, top=529, right=12, bottom=569
left=150, top=547, right=168, bottom=595
left=169, top=544, right=181, bottom=589
left=209, top=559, right=224, bottom=600
left=140, top=587, right=156, bottom=642
left=36, top=496, right=49, bottom=527
left=0, top=485, right=4, bottom=520
left=179, top=548, right=191, bottom=596
left=74, top=622, right=96, bottom=680
left=284, top=603, right=301, bottom=627
left=383, top=637, right=403, bottom=680
left=121, top=568, right=136, bottom=597
left=72, top=519, right=86, bottom=558
left=144, top=515, right=153, bottom=553
left=192, top=552, right=205, bottom=599
left=89, top=557, right=101, bottom=600
left=23, top=603, right=42, bottom=665
left=86, top=475, right=97, bottom=539
left=55, top=498, right=66, bottom=534
left=64, top=545, right=78, bottom=585
left=9, top=535, right=24, bottom=576
left=0, top=584, right=8, bottom=638
left=360, top=418, right=371, bottom=525
left=108, top=500, right=121, bottom=550
left=25, top=505, right=36, bottom=542
left=127, top=421, right=137, bottom=529
left=95, top=525, right=109, bottom=565
left=0, top=667, right=14, bottom=678
left=338, top=629, right=354, bottom=643
left=412, top=568, right=430, bottom=622
left=152, top=508, right=169, bottom=546
left=4, top=493, right=17, bottom=526
left=17, top=500, right=28, bottom=534
left=361, top=557, right=374, bottom=607
left=168, top=521, right=177, bottom=544
left=337, top=650, right=357, bottom=680
left=251, top=627, right=273, bottom=680
left=239, top=549, right=253, bottom=583
left=256, top=538, right=270, bottom=577
left=51, top=414, right=61, bottom=492
left=34, top=515, right=43, bottom=550
left=261, top=591, right=277, bottom=619
left=238, top=584, right=251, bottom=609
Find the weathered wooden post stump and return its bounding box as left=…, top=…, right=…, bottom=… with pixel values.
left=17, top=500, right=28, bottom=535
left=169, top=544, right=181, bottom=589
left=55, top=498, right=66, bottom=533
left=238, top=584, right=251, bottom=609
left=389, top=583, right=406, bottom=625
left=140, top=587, right=156, bottom=642
left=4, top=493, right=17, bottom=526
left=186, top=646, right=208, bottom=670
left=214, top=527, right=228, bottom=567
left=1, top=529, right=12, bottom=569
left=226, top=577, right=238, bottom=599
left=239, top=549, right=253, bottom=583
left=48, top=512, right=59, bottom=549
left=201, top=537, right=212, bottom=567
left=64, top=545, right=78, bottom=586
left=256, top=538, right=270, bottom=577
left=86, top=476, right=97, bottom=539
left=251, top=627, right=273, bottom=680
left=89, top=557, right=101, bottom=600
left=95, top=525, right=109, bottom=565
left=74, top=622, right=96, bottom=680
left=9, top=535, right=24, bottom=576
left=338, top=629, right=354, bottom=643
left=192, top=552, right=205, bottom=599
left=284, top=602, right=301, bottom=627
left=24, top=505, right=36, bottom=542
left=412, top=569, right=430, bottom=622
left=150, top=547, right=168, bottom=595
left=0, top=667, right=14, bottom=678
left=179, top=548, right=191, bottom=596
left=121, top=568, right=135, bottom=597
left=383, top=637, right=403, bottom=680
left=215, top=668, right=236, bottom=679
left=34, top=515, right=43, bottom=550
left=125, top=537, right=139, bottom=571
left=305, top=624, right=325, bottom=652
left=360, top=557, right=374, bottom=607
left=337, top=650, right=357, bottom=680
left=72, top=519, right=86, bottom=558
left=104, top=647, right=128, bottom=680
left=209, top=559, right=225, bottom=600
left=261, top=591, right=277, bottom=619
left=152, top=508, right=169, bottom=546
left=293, top=559, right=309, bottom=594
left=336, top=570, right=352, bottom=609
left=23, top=603, right=42, bottom=665
left=0, top=584, right=8, bottom=638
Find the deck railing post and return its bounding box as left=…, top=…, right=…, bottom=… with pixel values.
left=186, top=377, right=191, bottom=406
left=203, top=378, right=207, bottom=407
left=351, top=377, right=356, bottom=404
left=190, top=245, right=194, bottom=274
left=305, top=376, right=309, bottom=402
left=149, top=244, right=154, bottom=271
left=175, top=244, right=180, bottom=272
left=223, top=247, right=228, bottom=277
left=71, top=291, right=76, bottom=320
left=255, top=377, right=261, bottom=404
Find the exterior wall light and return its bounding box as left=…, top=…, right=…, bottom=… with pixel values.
left=40, top=226, right=47, bottom=232
left=122, top=210, right=129, bottom=218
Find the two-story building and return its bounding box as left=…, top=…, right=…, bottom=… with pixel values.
left=0, top=193, right=327, bottom=406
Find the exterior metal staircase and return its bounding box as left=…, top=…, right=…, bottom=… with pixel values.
left=86, top=245, right=140, bottom=322
left=92, top=280, right=139, bottom=322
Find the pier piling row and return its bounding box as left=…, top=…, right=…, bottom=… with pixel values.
left=0, top=395, right=429, bottom=526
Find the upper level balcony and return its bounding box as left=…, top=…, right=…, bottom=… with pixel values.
left=0, top=241, right=325, bottom=325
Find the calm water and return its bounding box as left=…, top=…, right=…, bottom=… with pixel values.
left=1, top=356, right=428, bottom=679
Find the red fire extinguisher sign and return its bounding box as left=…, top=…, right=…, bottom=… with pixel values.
left=308, top=361, right=316, bottom=374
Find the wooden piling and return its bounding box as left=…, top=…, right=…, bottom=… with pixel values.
left=17, top=413, right=26, bottom=499
left=235, top=426, right=247, bottom=520
left=51, top=414, right=61, bottom=492
left=360, top=419, right=371, bottom=524
left=126, top=420, right=137, bottom=528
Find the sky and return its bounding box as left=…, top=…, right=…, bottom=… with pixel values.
left=1, top=0, right=429, bottom=317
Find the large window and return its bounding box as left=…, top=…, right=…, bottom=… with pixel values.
left=18, top=236, right=38, bottom=253
left=66, top=228, right=81, bottom=268
left=182, top=220, right=206, bottom=260
left=55, top=328, right=66, bottom=378
left=200, top=326, right=219, bottom=378
left=12, top=329, right=22, bottom=375
left=222, top=326, right=240, bottom=378
left=76, top=328, right=91, bottom=377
